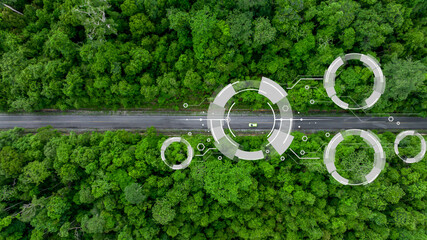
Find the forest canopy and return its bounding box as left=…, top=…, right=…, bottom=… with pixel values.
left=0, top=0, right=425, bottom=114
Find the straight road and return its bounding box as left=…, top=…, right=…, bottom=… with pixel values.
left=0, top=114, right=425, bottom=131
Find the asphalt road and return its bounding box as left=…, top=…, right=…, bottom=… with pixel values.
left=0, top=114, right=425, bottom=131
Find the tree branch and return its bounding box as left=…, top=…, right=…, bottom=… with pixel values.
left=2, top=3, right=24, bottom=15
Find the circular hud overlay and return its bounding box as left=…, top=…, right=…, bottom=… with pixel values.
left=207, top=77, right=293, bottom=160
left=394, top=131, right=426, bottom=164
left=324, top=129, right=385, bottom=185
left=324, top=53, right=385, bottom=110
left=160, top=137, right=194, bottom=170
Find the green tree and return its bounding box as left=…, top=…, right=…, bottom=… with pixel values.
left=157, top=72, right=178, bottom=102
left=73, top=0, right=117, bottom=40
left=203, top=160, right=253, bottom=205
left=20, top=161, right=50, bottom=185
left=0, top=146, right=24, bottom=177
left=189, top=6, right=216, bottom=60
left=353, top=8, right=393, bottom=50
left=79, top=184, right=95, bottom=204
left=82, top=214, right=105, bottom=234
left=120, top=0, right=139, bottom=17
left=183, top=69, right=202, bottom=91
left=253, top=17, right=276, bottom=47
left=227, top=11, right=253, bottom=47
left=129, top=13, right=154, bottom=38
left=382, top=58, right=426, bottom=102
left=125, top=48, right=152, bottom=76
left=47, top=196, right=69, bottom=220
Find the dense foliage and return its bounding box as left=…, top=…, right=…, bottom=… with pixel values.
left=0, top=127, right=425, bottom=239
left=0, top=0, right=426, bottom=114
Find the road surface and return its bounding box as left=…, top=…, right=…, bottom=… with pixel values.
left=0, top=114, right=425, bottom=131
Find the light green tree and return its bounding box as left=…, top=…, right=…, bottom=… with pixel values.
left=124, top=183, right=147, bottom=204
left=253, top=17, right=276, bottom=47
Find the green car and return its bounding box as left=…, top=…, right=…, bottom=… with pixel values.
left=249, top=123, right=258, bottom=128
